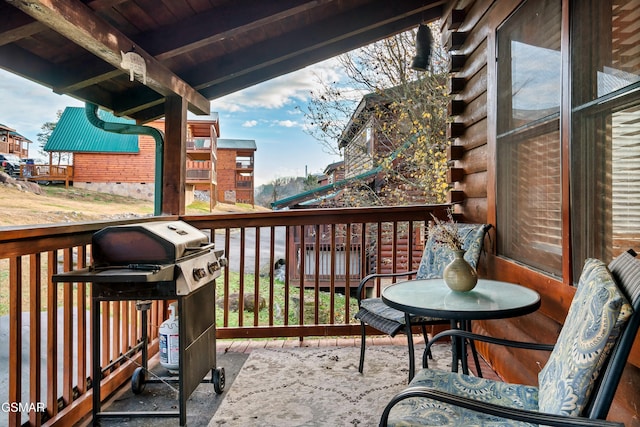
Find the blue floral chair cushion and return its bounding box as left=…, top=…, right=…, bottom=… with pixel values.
left=357, top=223, right=491, bottom=335
left=387, top=369, right=539, bottom=426
left=416, top=224, right=489, bottom=279
left=537, top=258, right=632, bottom=416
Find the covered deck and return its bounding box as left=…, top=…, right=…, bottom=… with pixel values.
left=1, top=0, right=639, bottom=426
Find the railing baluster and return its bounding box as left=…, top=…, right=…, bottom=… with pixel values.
left=314, top=224, right=320, bottom=325
left=47, top=251, right=58, bottom=420
left=298, top=225, right=305, bottom=330
left=330, top=224, right=336, bottom=324
left=284, top=226, right=291, bottom=326
left=254, top=227, right=260, bottom=326
left=345, top=224, right=352, bottom=321
left=268, top=226, right=275, bottom=326
left=238, top=228, right=246, bottom=325
left=9, top=256, right=22, bottom=427
left=376, top=220, right=383, bottom=297
left=29, top=253, right=42, bottom=426
left=62, top=248, right=73, bottom=406
left=77, top=246, right=88, bottom=396
left=101, top=301, right=109, bottom=374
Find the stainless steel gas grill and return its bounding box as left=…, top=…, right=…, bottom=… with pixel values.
left=53, top=220, right=226, bottom=426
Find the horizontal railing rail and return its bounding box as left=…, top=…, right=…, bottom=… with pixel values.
left=0, top=204, right=450, bottom=426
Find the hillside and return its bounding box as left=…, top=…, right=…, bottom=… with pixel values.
left=0, top=177, right=269, bottom=227
left=254, top=176, right=320, bottom=208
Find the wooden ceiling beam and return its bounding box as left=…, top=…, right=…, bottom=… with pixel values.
left=6, top=0, right=210, bottom=116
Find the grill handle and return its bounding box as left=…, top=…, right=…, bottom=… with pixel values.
left=186, top=243, right=215, bottom=251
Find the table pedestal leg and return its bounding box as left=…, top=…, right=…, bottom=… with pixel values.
left=404, top=313, right=415, bottom=382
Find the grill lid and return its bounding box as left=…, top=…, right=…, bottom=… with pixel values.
left=92, top=220, right=209, bottom=267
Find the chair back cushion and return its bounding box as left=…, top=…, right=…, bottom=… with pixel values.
left=538, top=258, right=632, bottom=416
left=608, top=249, right=640, bottom=307
left=416, top=223, right=490, bottom=279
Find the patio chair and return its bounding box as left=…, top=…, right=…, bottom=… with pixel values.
left=355, top=223, right=492, bottom=382
left=379, top=250, right=640, bottom=427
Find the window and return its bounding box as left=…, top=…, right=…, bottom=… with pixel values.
left=496, top=0, right=562, bottom=275
left=570, top=0, right=640, bottom=279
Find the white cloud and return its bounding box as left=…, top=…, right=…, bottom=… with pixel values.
left=242, top=120, right=258, bottom=128
left=211, top=57, right=344, bottom=112
left=275, top=120, right=297, bottom=128
left=0, top=70, right=83, bottom=146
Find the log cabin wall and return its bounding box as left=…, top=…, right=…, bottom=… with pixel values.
left=72, top=137, right=156, bottom=200
left=442, top=0, right=640, bottom=425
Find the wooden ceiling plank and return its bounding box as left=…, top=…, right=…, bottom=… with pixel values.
left=187, top=0, right=441, bottom=89
left=143, top=0, right=334, bottom=60
left=0, top=44, right=66, bottom=89
left=6, top=0, right=210, bottom=116
left=202, top=12, right=439, bottom=100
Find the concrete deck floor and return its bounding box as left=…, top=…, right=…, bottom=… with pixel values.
left=76, top=335, right=497, bottom=426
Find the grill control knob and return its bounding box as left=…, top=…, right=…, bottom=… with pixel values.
left=218, top=257, right=228, bottom=267
left=207, top=261, right=220, bottom=274
left=192, top=267, right=207, bottom=280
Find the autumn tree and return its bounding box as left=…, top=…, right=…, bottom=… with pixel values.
left=303, top=24, right=450, bottom=207
left=37, top=110, right=72, bottom=165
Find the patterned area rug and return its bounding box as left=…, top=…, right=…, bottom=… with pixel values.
left=209, top=344, right=451, bottom=426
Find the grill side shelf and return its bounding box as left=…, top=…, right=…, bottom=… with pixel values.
left=52, top=265, right=176, bottom=283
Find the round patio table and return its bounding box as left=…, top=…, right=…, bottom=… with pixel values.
left=382, top=278, right=541, bottom=378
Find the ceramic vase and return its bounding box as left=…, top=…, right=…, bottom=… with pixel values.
left=443, top=249, right=478, bottom=292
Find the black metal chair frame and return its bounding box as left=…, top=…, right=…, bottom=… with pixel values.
left=355, top=223, right=492, bottom=382
left=379, top=252, right=640, bottom=427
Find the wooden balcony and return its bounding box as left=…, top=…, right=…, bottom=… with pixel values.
left=0, top=204, right=449, bottom=426
left=20, top=164, right=74, bottom=188
left=186, top=160, right=214, bottom=184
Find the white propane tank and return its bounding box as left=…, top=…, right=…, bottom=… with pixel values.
left=159, top=302, right=179, bottom=374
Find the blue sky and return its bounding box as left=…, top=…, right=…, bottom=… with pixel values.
left=0, top=59, right=344, bottom=186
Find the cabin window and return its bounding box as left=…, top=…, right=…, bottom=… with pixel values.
left=570, top=0, right=640, bottom=280
left=495, top=0, right=563, bottom=276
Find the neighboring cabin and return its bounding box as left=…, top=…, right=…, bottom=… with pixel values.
left=0, top=122, right=32, bottom=158
left=216, top=138, right=257, bottom=206
left=45, top=107, right=256, bottom=210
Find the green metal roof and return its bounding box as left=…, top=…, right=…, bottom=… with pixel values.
left=217, top=138, right=257, bottom=150
left=44, top=107, right=138, bottom=153
left=272, top=133, right=417, bottom=209
left=271, top=166, right=382, bottom=209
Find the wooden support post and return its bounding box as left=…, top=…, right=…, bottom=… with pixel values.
left=163, top=96, right=188, bottom=215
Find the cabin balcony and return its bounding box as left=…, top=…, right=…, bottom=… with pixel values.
left=186, top=138, right=214, bottom=153
left=185, top=160, right=214, bottom=184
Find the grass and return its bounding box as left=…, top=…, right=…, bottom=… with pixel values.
left=215, top=270, right=359, bottom=327
left=0, top=256, right=359, bottom=329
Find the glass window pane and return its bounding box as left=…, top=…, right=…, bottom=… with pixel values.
left=572, top=0, right=640, bottom=104
left=497, top=0, right=561, bottom=135
left=570, top=0, right=640, bottom=281
left=496, top=0, right=562, bottom=275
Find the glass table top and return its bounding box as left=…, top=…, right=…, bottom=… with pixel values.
left=381, top=278, right=541, bottom=320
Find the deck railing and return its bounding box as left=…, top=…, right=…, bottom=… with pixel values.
left=0, top=204, right=449, bottom=426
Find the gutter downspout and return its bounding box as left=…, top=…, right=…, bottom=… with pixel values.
left=85, top=103, right=164, bottom=215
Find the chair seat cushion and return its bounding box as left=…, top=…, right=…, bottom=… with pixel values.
left=356, top=298, right=444, bottom=337
left=386, top=369, right=539, bottom=426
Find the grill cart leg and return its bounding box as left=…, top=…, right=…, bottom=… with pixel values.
left=131, top=300, right=152, bottom=394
